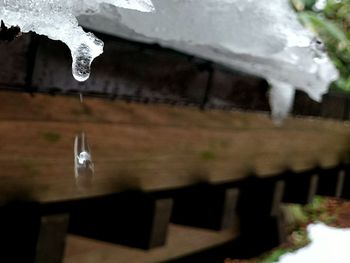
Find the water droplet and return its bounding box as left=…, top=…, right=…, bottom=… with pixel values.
left=72, top=44, right=93, bottom=82
left=74, top=132, right=94, bottom=190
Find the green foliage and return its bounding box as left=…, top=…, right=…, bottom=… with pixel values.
left=291, top=0, right=350, bottom=92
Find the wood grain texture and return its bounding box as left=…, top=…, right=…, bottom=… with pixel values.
left=64, top=224, right=238, bottom=263
left=0, top=91, right=349, bottom=203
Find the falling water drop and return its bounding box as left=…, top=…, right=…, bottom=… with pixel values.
left=74, top=132, right=94, bottom=190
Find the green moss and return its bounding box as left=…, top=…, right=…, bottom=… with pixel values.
left=200, top=150, right=216, bottom=161
left=21, top=161, right=40, bottom=177
left=43, top=132, right=61, bottom=143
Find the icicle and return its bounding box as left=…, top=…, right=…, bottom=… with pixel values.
left=268, top=79, right=296, bottom=125
left=0, top=0, right=154, bottom=82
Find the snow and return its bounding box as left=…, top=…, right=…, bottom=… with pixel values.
left=278, top=223, right=350, bottom=263
left=0, top=0, right=339, bottom=120
left=78, top=0, right=339, bottom=120
left=0, top=0, right=154, bottom=81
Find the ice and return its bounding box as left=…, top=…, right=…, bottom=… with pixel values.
left=269, top=79, right=295, bottom=124
left=0, top=0, right=154, bottom=81
left=0, top=0, right=339, bottom=120
left=278, top=223, right=350, bottom=263
left=78, top=0, right=339, bottom=120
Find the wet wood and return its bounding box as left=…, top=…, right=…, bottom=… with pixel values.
left=64, top=224, right=238, bottom=263
left=0, top=91, right=349, bottom=203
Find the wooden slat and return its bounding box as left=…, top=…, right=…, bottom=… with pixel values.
left=0, top=91, right=349, bottom=203
left=64, top=224, right=238, bottom=263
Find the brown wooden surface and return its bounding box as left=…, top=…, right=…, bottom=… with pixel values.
left=0, top=91, right=349, bottom=203
left=64, top=224, right=238, bottom=263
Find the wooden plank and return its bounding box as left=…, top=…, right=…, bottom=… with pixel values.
left=64, top=224, right=238, bottom=263
left=0, top=91, right=349, bottom=203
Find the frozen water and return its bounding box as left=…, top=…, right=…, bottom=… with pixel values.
left=278, top=223, right=350, bottom=263
left=0, top=0, right=154, bottom=81
left=78, top=0, right=339, bottom=120
left=74, top=132, right=94, bottom=190
left=269, top=79, right=295, bottom=124
left=0, top=0, right=339, bottom=120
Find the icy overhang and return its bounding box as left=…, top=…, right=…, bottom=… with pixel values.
left=0, top=0, right=154, bottom=81
left=0, top=0, right=339, bottom=121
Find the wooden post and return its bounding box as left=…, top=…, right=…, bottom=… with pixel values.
left=35, top=214, right=69, bottom=263
left=339, top=166, right=350, bottom=199
left=0, top=202, right=68, bottom=263
left=282, top=170, right=319, bottom=204
left=236, top=176, right=285, bottom=257
left=171, top=184, right=239, bottom=230
left=317, top=167, right=340, bottom=197
left=68, top=192, right=173, bottom=249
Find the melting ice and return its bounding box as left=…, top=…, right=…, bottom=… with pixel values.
left=0, top=0, right=154, bottom=81
left=0, top=0, right=339, bottom=120
left=79, top=0, right=339, bottom=120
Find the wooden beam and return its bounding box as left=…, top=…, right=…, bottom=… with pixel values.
left=0, top=91, right=349, bottom=203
